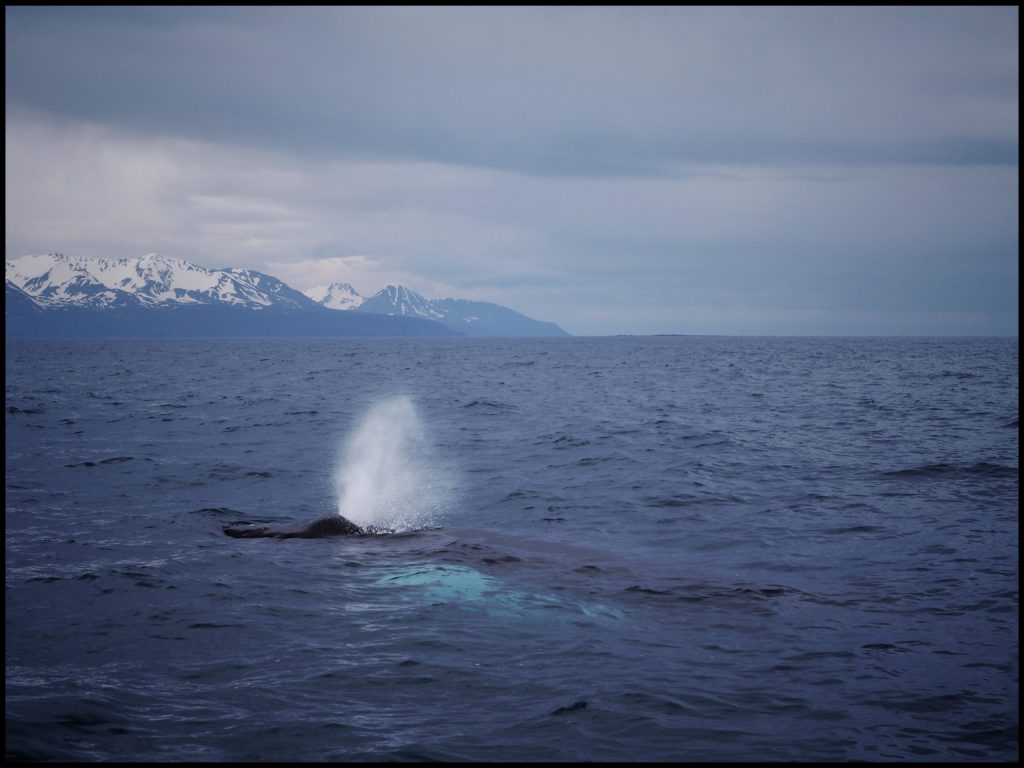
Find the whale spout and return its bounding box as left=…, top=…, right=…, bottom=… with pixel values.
left=223, top=515, right=363, bottom=539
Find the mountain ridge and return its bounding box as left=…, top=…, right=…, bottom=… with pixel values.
left=5, top=252, right=568, bottom=339
left=305, top=281, right=567, bottom=337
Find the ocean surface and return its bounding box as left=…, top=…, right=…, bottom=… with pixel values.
left=5, top=336, right=1018, bottom=762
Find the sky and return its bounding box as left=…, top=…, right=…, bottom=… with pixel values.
left=4, top=6, right=1019, bottom=336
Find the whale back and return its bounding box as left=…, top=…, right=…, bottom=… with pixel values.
left=222, top=515, right=363, bottom=539
left=298, top=515, right=363, bottom=537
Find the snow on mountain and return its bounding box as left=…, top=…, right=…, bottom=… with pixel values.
left=352, top=285, right=568, bottom=337
left=5, top=252, right=569, bottom=337
left=5, top=279, right=43, bottom=315
left=356, top=285, right=447, bottom=321
left=5, top=252, right=314, bottom=311
left=305, top=282, right=364, bottom=310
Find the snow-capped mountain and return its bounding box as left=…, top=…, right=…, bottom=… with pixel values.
left=350, top=285, right=568, bottom=337
left=356, top=285, right=447, bottom=321
left=5, top=252, right=314, bottom=311
left=305, top=281, right=364, bottom=311
left=6, top=252, right=568, bottom=339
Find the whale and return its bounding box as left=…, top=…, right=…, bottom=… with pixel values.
left=223, top=515, right=364, bottom=539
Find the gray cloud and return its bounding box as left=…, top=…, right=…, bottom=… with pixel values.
left=6, top=7, right=1017, bottom=173
left=4, top=6, right=1019, bottom=335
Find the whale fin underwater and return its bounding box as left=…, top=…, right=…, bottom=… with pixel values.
left=223, top=515, right=364, bottom=539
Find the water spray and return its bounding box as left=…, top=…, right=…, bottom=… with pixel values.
left=333, top=395, right=451, bottom=532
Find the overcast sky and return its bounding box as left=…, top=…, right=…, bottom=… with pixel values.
left=5, top=6, right=1018, bottom=335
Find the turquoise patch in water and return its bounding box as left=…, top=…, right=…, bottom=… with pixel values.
left=381, top=565, right=498, bottom=602
left=377, top=564, right=621, bottom=622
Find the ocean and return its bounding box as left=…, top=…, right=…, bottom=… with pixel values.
left=5, top=335, right=1018, bottom=761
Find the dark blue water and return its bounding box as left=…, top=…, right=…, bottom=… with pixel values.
left=5, top=336, right=1018, bottom=761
